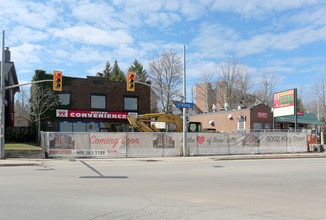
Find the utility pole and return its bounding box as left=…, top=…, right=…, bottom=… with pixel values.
left=183, top=45, right=187, bottom=156
left=0, top=30, right=5, bottom=159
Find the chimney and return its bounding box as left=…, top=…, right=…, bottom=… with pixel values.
left=5, top=47, right=10, bottom=62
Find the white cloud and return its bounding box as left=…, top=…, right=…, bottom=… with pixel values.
left=180, top=0, right=206, bottom=20
left=10, top=43, right=43, bottom=66
left=190, top=23, right=239, bottom=59
left=145, top=12, right=181, bottom=27
left=285, top=7, right=326, bottom=27
left=8, top=26, right=49, bottom=44
left=70, top=1, right=127, bottom=29
left=49, top=24, right=133, bottom=46
left=67, top=46, right=110, bottom=63
left=190, top=21, right=326, bottom=59
left=211, top=0, right=320, bottom=18
left=0, top=0, right=58, bottom=29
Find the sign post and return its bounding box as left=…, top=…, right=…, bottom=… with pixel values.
left=0, top=31, right=5, bottom=159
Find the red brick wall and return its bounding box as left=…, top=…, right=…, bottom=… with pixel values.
left=189, top=104, right=273, bottom=133
left=250, top=104, right=273, bottom=130
left=63, top=76, right=150, bottom=114
left=190, top=110, right=251, bottom=133
left=195, top=83, right=208, bottom=113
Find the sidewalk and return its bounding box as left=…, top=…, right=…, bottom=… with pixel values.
left=1, top=152, right=325, bottom=167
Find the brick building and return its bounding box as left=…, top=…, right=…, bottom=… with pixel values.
left=189, top=104, right=273, bottom=133
left=46, top=75, right=151, bottom=132
left=195, top=82, right=256, bottom=113
left=0, top=47, right=19, bottom=128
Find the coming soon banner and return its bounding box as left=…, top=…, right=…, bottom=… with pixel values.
left=43, top=132, right=307, bottom=158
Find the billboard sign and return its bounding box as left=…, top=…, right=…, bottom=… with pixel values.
left=273, top=89, right=296, bottom=117
left=56, top=109, right=137, bottom=119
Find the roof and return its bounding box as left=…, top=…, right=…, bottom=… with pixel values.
left=275, top=112, right=325, bottom=125
left=0, top=61, right=19, bottom=92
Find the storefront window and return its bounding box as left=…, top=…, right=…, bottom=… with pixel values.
left=58, top=93, right=70, bottom=105
left=60, top=121, right=73, bottom=132
left=124, top=97, right=138, bottom=111
left=59, top=121, right=100, bottom=132
left=91, top=94, right=106, bottom=109
left=73, top=122, right=87, bottom=132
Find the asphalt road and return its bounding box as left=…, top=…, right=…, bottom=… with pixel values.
left=0, top=157, right=325, bottom=219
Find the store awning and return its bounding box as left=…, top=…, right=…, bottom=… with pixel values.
left=275, top=112, right=325, bottom=125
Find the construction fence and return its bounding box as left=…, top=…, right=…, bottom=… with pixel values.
left=41, top=131, right=308, bottom=158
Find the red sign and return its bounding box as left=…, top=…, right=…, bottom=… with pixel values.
left=258, top=112, right=268, bottom=119
left=273, top=89, right=295, bottom=109
left=56, top=109, right=128, bottom=119
left=297, top=111, right=304, bottom=116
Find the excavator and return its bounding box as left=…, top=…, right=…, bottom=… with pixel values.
left=127, top=113, right=210, bottom=132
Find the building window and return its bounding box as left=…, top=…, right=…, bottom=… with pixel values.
left=253, top=123, right=262, bottom=130
left=124, top=97, right=138, bottom=111
left=91, top=94, right=106, bottom=109
left=58, top=93, right=70, bottom=105
left=238, top=121, right=246, bottom=132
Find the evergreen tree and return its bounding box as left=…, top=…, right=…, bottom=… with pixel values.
left=103, top=60, right=112, bottom=79
left=110, top=60, right=126, bottom=82
left=297, top=98, right=305, bottom=112
left=128, top=59, right=148, bottom=83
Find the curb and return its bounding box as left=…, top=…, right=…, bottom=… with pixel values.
left=210, top=152, right=326, bottom=160
left=0, top=152, right=325, bottom=167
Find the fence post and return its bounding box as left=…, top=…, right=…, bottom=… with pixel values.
left=125, top=132, right=128, bottom=158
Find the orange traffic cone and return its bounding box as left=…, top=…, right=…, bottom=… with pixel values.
left=307, top=142, right=310, bottom=152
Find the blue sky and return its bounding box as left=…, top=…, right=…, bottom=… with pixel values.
left=1, top=0, right=326, bottom=102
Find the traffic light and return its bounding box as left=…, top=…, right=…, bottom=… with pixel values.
left=127, top=72, right=135, bottom=92
left=53, top=70, right=62, bottom=91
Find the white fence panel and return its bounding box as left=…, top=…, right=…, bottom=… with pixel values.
left=186, top=133, right=199, bottom=156
left=89, top=132, right=126, bottom=157
left=41, top=131, right=309, bottom=158
left=229, top=133, right=259, bottom=154
left=125, top=133, right=155, bottom=157
left=126, top=133, right=181, bottom=157
left=286, top=133, right=307, bottom=153
left=259, top=133, right=288, bottom=153
left=192, top=133, right=229, bottom=155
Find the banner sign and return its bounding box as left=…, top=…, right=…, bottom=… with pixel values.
left=44, top=131, right=307, bottom=158
left=56, top=109, right=137, bottom=119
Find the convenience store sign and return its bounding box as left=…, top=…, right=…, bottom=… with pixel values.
left=56, top=109, right=137, bottom=119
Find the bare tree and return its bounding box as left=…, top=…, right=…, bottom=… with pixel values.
left=253, top=71, right=279, bottom=107
left=314, top=76, right=326, bottom=121
left=15, top=87, right=31, bottom=119
left=216, top=56, right=254, bottom=109
left=30, top=84, right=60, bottom=140
left=148, top=50, right=183, bottom=113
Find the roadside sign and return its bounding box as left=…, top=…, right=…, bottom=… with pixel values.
left=176, top=102, right=194, bottom=108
